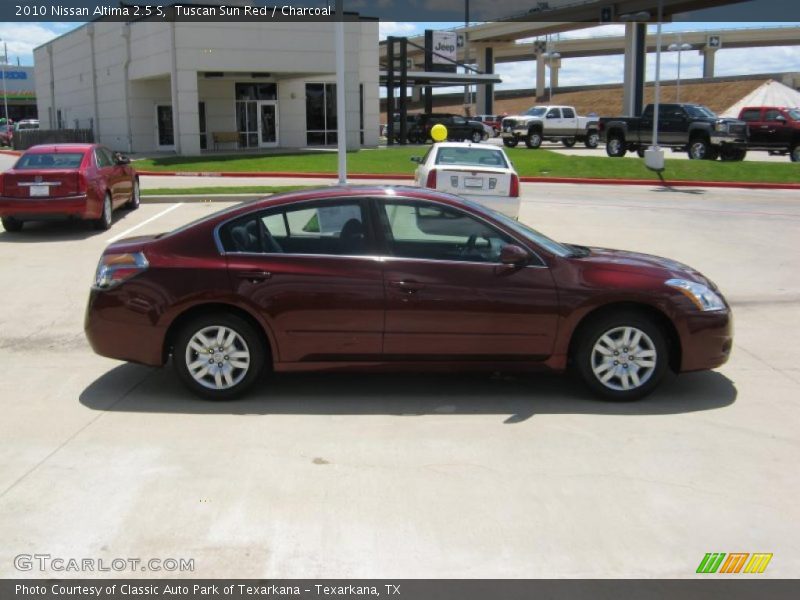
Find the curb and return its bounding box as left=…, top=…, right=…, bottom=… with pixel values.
left=136, top=170, right=800, bottom=191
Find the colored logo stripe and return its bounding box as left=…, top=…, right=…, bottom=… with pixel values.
left=697, top=553, right=726, bottom=573
left=744, top=553, right=773, bottom=574
left=719, top=553, right=749, bottom=573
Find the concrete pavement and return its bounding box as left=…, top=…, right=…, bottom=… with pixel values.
left=0, top=180, right=798, bottom=578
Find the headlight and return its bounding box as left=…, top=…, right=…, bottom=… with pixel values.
left=714, top=121, right=729, bottom=133
left=666, top=279, right=726, bottom=311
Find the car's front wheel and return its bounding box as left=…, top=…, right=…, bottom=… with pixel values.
left=126, top=179, right=140, bottom=210
left=503, top=137, right=518, bottom=148
left=471, top=130, right=483, bottom=143
left=525, top=130, right=542, bottom=149
left=174, top=313, right=267, bottom=400
left=789, top=143, right=799, bottom=163
left=574, top=312, right=669, bottom=401
left=1, top=216, right=23, bottom=232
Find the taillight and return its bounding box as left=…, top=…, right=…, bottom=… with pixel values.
left=93, top=252, right=149, bottom=289
left=426, top=169, right=437, bottom=188
left=509, top=173, right=520, bottom=197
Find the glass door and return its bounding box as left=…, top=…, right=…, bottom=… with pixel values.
left=258, top=101, right=278, bottom=147
left=156, top=105, right=174, bottom=149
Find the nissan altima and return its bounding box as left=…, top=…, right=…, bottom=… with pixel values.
left=84, top=186, right=732, bottom=401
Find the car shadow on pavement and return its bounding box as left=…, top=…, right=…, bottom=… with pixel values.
left=80, top=363, right=737, bottom=424
left=0, top=208, right=139, bottom=242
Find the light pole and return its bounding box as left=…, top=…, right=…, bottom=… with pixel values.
left=545, top=50, right=560, bottom=101
left=0, top=40, right=9, bottom=126
left=667, top=37, right=692, bottom=102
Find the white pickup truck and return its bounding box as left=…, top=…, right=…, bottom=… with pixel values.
left=501, top=105, right=600, bottom=149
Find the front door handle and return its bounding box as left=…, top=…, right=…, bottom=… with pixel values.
left=389, top=280, right=425, bottom=294
left=236, top=270, right=272, bottom=283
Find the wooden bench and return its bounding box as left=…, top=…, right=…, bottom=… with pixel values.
left=212, top=132, right=239, bottom=150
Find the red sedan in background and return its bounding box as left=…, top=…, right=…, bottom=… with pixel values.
left=0, top=143, right=139, bottom=232
left=84, top=186, right=733, bottom=402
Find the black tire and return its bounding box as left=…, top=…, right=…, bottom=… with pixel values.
left=93, top=192, right=113, bottom=230
left=126, top=178, right=140, bottom=210
left=525, top=130, right=542, bottom=149
left=719, top=147, right=745, bottom=162
left=573, top=311, right=669, bottom=401
left=790, top=144, right=799, bottom=163
left=503, top=137, right=518, bottom=148
left=471, top=130, right=483, bottom=143
left=173, top=312, right=267, bottom=400
left=636, top=147, right=646, bottom=158
left=1, top=216, right=23, bottom=232
left=562, top=138, right=576, bottom=148
left=606, top=135, right=626, bottom=157
left=688, top=137, right=712, bottom=160
left=584, top=132, right=599, bottom=149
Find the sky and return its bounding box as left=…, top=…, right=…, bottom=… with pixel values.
left=1, top=20, right=797, bottom=92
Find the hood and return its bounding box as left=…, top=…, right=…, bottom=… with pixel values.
left=578, top=246, right=714, bottom=288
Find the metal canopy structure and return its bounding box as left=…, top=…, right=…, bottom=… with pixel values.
left=379, top=71, right=502, bottom=86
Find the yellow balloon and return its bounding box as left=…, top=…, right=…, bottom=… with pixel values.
left=430, top=123, right=448, bottom=142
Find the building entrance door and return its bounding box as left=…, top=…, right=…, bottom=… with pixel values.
left=258, top=101, right=278, bottom=147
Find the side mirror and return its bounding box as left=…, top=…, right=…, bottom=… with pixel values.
left=114, top=153, right=131, bottom=165
left=410, top=156, right=423, bottom=164
left=499, top=244, right=529, bottom=265
left=775, top=115, right=786, bottom=123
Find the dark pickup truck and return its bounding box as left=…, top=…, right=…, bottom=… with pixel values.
left=738, top=106, right=800, bottom=162
left=600, top=103, right=749, bottom=161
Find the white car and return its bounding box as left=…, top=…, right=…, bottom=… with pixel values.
left=411, top=142, right=521, bottom=218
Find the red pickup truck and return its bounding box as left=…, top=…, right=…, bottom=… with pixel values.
left=738, top=106, right=800, bottom=162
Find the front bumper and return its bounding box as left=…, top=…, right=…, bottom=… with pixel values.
left=0, top=194, right=91, bottom=220
left=709, top=135, right=747, bottom=147
left=678, top=309, right=733, bottom=372
left=501, top=128, right=528, bottom=139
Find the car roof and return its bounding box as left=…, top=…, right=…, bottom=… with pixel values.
left=430, top=142, right=504, bottom=150
left=24, top=143, right=97, bottom=153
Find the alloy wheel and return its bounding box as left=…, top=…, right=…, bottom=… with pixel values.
left=590, top=326, right=657, bottom=392
left=185, top=325, right=251, bottom=391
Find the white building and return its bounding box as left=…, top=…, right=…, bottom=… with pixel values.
left=33, top=13, right=379, bottom=155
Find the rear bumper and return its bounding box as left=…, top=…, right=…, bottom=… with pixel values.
left=678, top=309, right=733, bottom=372
left=84, top=288, right=167, bottom=367
left=0, top=194, right=91, bottom=220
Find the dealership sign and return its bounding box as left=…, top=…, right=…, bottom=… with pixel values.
left=0, top=71, right=28, bottom=80
left=432, top=31, right=457, bottom=65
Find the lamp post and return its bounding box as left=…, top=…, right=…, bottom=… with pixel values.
left=667, top=37, right=692, bottom=102
left=0, top=40, right=9, bottom=126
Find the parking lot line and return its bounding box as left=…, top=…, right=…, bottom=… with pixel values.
left=106, top=202, right=185, bottom=243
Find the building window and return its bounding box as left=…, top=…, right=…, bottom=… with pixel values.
left=305, top=83, right=337, bottom=146
left=235, top=83, right=277, bottom=101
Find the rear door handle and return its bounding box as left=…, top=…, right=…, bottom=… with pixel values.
left=389, top=280, right=425, bottom=294
left=236, top=270, right=272, bottom=283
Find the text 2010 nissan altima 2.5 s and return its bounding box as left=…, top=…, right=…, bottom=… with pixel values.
left=84, top=186, right=732, bottom=401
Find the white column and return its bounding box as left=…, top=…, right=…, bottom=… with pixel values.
left=536, top=53, right=546, bottom=98
left=702, top=47, right=716, bottom=79
left=622, top=22, right=638, bottom=117
left=174, top=70, right=200, bottom=156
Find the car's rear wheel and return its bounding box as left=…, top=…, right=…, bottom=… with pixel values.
left=174, top=313, right=266, bottom=400
left=636, top=147, right=646, bottom=158
left=94, top=193, right=113, bottom=230
left=503, top=138, right=518, bottom=148
left=790, top=143, right=799, bottom=162
left=471, top=130, right=483, bottom=143
left=585, top=132, right=599, bottom=149
left=574, top=312, right=669, bottom=401
left=688, top=137, right=711, bottom=160
left=562, top=138, right=576, bottom=148
left=525, top=130, right=542, bottom=149
left=126, top=179, right=140, bottom=210
left=1, top=216, right=23, bottom=232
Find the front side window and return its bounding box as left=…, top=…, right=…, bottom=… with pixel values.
left=764, top=109, right=782, bottom=121
left=547, top=109, right=561, bottom=119
left=379, top=201, right=513, bottom=263
left=220, top=201, right=368, bottom=256
left=524, top=107, right=547, bottom=117
left=740, top=109, right=761, bottom=122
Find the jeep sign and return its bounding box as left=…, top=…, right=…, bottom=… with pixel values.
left=432, top=31, right=457, bottom=65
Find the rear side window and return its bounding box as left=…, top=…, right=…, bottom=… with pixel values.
left=740, top=109, right=762, bottom=122
left=219, top=201, right=369, bottom=256
left=562, top=108, right=576, bottom=118
left=764, top=109, right=782, bottom=121
left=15, top=152, right=85, bottom=170
left=95, top=148, right=113, bottom=168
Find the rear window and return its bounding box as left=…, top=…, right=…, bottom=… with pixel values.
left=435, top=146, right=508, bottom=168
left=15, top=152, right=85, bottom=170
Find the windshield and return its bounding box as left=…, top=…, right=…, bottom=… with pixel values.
left=435, top=146, right=508, bottom=168
left=488, top=211, right=572, bottom=258
left=787, top=109, right=800, bottom=121
left=524, top=107, right=547, bottom=117
left=15, top=152, right=85, bottom=169
left=685, top=105, right=717, bottom=119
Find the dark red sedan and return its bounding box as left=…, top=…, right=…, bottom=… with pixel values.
left=0, top=143, right=139, bottom=232
left=84, top=186, right=732, bottom=401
